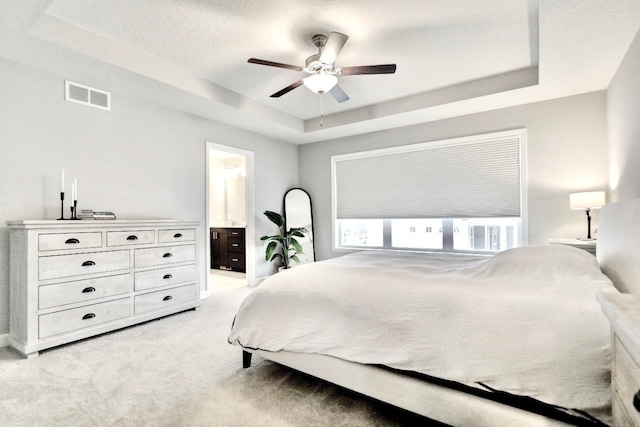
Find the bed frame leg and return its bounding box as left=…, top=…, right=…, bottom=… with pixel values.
left=242, top=350, right=252, bottom=368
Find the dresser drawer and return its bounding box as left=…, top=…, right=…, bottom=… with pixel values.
left=39, top=274, right=132, bottom=309
left=228, top=237, right=244, bottom=253
left=228, top=253, right=245, bottom=271
left=228, top=228, right=244, bottom=238
left=39, top=250, right=130, bottom=281
left=134, top=265, right=196, bottom=291
left=158, top=228, right=196, bottom=243
left=134, top=244, right=195, bottom=268
left=134, top=284, right=196, bottom=315
left=614, top=338, right=640, bottom=425
left=39, top=297, right=130, bottom=338
left=106, top=230, right=155, bottom=246
left=39, top=232, right=102, bottom=251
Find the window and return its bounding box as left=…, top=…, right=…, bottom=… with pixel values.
left=338, top=219, right=383, bottom=247
left=332, top=130, right=526, bottom=254
left=392, top=219, right=443, bottom=249
left=453, top=218, right=518, bottom=251
left=337, top=218, right=518, bottom=252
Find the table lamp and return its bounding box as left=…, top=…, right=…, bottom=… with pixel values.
left=570, top=191, right=606, bottom=240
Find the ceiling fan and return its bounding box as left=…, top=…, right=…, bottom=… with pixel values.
left=248, top=31, right=396, bottom=103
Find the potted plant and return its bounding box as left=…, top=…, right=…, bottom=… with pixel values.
left=261, top=210, right=309, bottom=270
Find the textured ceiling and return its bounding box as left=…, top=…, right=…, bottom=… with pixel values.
left=1, top=1, right=640, bottom=144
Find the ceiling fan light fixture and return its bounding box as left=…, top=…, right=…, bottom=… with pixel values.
left=303, top=73, right=338, bottom=94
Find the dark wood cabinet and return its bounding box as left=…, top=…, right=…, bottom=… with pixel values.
left=211, top=227, right=246, bottom=272
left=210, top=228, right=228, bottom=267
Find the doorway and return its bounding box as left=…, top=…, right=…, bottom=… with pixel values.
left=205, top=142, right=254, bottom=294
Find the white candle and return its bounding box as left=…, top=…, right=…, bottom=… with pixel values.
left=61, top=168, right=65, bottom=193
left=74, top=177, right=78, bottom=201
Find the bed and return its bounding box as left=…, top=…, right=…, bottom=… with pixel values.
left=228, top=200, right=638, bottom=426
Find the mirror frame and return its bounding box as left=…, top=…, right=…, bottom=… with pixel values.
left=283, top=187, right=315, bottom=263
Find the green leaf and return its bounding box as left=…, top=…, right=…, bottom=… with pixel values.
left=264, top=211, right=284, bottom=227
left=289, top=239, right=303, bottom=253
left=261, top=234, right=285, bottom=242
left=269, top=253, right=283, bottom=262
left=290, top=230, right=306, bottom=238
left=290, top=255, right=300, bottom=264
left=265, top=241, right=278, bottom=261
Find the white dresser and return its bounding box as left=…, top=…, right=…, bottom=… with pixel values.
left=7, top=220, right=202, bottom=358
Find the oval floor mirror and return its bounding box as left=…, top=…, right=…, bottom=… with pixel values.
left=284, top=188, right=315, bottom=265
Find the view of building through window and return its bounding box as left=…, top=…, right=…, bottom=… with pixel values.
left=338, top=219, right=384, bottom=247
left=392, top=219, right=443, bottom=249
left=452, top=218, right=518, bottom=251
left=338, top=218, right=519, bottom=253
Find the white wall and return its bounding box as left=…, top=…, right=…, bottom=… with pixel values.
left=607, top=27, right=640, bottom=201
left=299, top=91, right=609, bottom=261
left=0, top=57, right=298, bottom=335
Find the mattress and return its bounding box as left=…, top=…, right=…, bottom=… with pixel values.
left=228, top=245, right=616, bottom=422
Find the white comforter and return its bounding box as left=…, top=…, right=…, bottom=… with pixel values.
left=228, top=245, right=616, bottom=418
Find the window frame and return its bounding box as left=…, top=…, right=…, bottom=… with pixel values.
left=331, top=129, right=528, bottom=254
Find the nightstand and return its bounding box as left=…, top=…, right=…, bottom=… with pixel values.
left=547, top=237, right=597, bottom=255
left=597, top=293, right=640, bottom=426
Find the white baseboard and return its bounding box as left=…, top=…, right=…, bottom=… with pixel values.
left=0, top=333, right=8, bottom=348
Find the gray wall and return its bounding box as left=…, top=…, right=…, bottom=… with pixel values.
left=607, top=27, right=640, bottom=202
left=300, top=92, right=609, bottom=261
left=0, top=57, right=298, bottom=335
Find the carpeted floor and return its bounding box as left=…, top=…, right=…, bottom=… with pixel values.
left=0, top=286, right=431, bottom=427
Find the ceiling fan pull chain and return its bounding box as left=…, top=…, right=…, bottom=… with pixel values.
left=320, top=93, right=324, bottom=127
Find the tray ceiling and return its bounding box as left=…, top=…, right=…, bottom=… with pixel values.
left=1, top=0, right=639, bottom=143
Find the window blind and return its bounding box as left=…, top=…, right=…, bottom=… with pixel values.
left=333, top=130, right=523, bottom=219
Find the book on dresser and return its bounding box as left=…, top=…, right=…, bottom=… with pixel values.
left=6, top=219, right=203, bottom=358
left=77, top=209, right=117, bottom=220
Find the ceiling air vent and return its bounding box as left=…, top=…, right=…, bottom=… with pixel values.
left=65, top=80, right=111, bottom=111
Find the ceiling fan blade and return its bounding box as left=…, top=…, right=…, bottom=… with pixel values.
left=339, top=64, right=397, bottom=76
left=319, top=32, right=349, bottom=64
left=329, top=84, right=349, bottom=103
left=248, top=58, right=303, bottom=72
left=270, top=80, right=303, bottom=98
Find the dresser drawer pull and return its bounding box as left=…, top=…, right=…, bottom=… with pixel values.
left=82, top=287, right=96, bottom=293
left=82, top=313, right=96, bottom=320
left=163, top=274, right=173, bottom=280
left=163, top=253, right=173, bottom=258
left=231, top=243, right=239, bottom=247
left=126, top=235, right=138, bottom=241
left=633, top=390, right=640, bottom=412
left=163, top=295, right=173, bottom=301
left=231, top=232, right=239, bottom=236
left=65, top=238, right=80, bottom=244
left=231, top=258, right=239, bottom=262
left=82, top=260, right=96, bottom=267
left=174, top=233, right=183, bottom=238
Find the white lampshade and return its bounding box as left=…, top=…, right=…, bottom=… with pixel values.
left=303, top=73, right=338, bottom=94
left=569, top=191, right=606, bottom=210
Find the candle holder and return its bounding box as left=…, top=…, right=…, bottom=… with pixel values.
left=58, top=192, right=66, bottom=220
left=70, top=200, right=78, bottom=220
